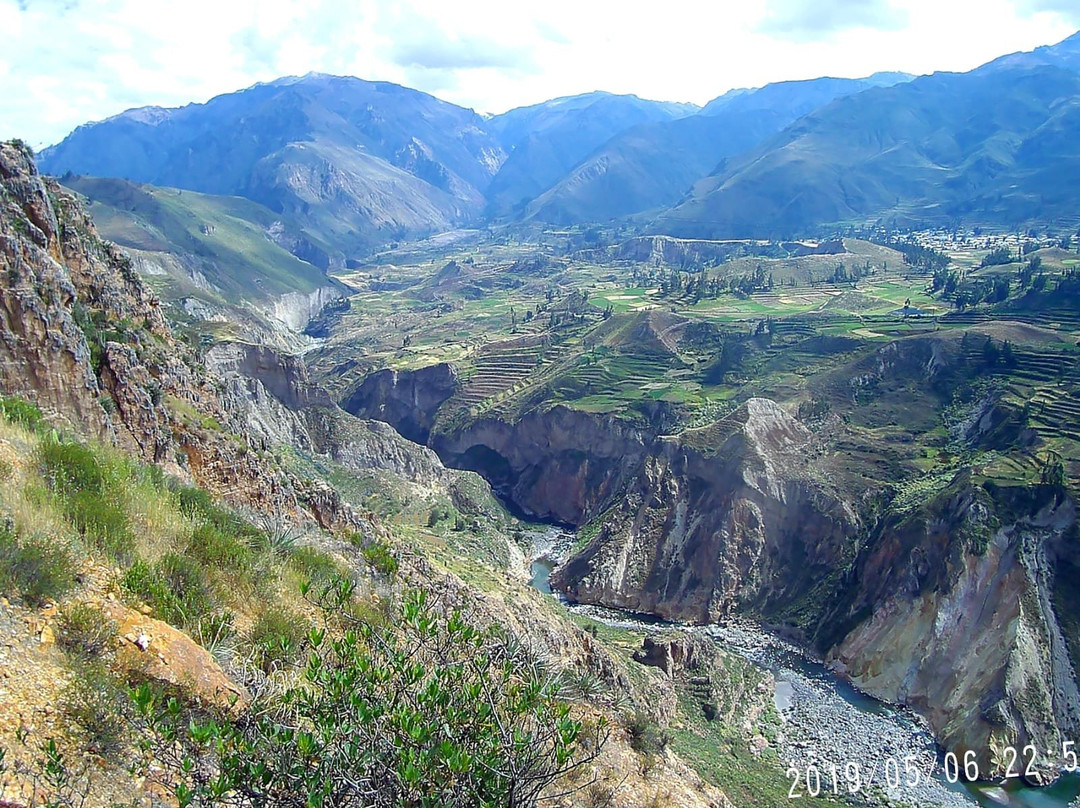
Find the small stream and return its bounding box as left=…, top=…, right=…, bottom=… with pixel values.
left=526, top=538, right=1080, bottom=808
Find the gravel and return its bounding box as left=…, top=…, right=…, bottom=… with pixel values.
left=567, top=605, right=978, bottom=808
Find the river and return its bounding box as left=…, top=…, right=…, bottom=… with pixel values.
left=526, top=534, right=1080, bottom=808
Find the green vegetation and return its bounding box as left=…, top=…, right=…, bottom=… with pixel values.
left=37, top=438, right=136, bottom=562
left=56, top=603, right=117, bottom=660
left=0, top=395, right=43, bottom=430
left=122, top=555, right=216, bottom=630
left=133, top=586, right=603, bottom=808
left=246, top=605, right=309, bottom=674
left=359, top=537, right=399, bottom=576
left=0, top=520, right=76, bottom=606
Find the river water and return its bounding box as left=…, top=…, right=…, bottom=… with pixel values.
left=527, top=539, right=1080, bottom=808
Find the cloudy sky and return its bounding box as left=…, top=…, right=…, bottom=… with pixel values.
left=2, top=0, right=1078, bottom=148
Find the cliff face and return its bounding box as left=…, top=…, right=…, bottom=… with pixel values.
left=432, top=404, right=651, bottom=524
left=342, top=363, right=459, bottom=444
left=0, top=141, right=316, bottom=520
left=0, top=141, right=162, bottom=443
left=208, top=341, right=453, bottom=488
left=552, top=399, right=857, bottom=622
left=343, top=346, right=1080, bottom=777
left=823, top=480, right=1080, bottom=777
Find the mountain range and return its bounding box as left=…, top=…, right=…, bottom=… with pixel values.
left=39, top=31, right=1080, bottom=269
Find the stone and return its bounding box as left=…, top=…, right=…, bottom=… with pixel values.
left=104, top=603, right=249, bottom=713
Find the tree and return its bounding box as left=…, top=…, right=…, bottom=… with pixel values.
left=980, top=247, right=1014, bottom=268
left=1001, top=340, right=1017, bottom=367
left=1041, top=451, right=1066, bottom=488
left=134, top=585, right=605, bottom=808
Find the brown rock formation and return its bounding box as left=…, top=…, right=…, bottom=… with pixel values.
left=103, top=601, right=250, bottom=713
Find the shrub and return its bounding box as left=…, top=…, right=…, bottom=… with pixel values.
left=135, top=588, right=606, bottom=807
left=121, top=554, right=215, bottom=629
left=62, top=663, right=128, bottom=759
left=625, top=711, right=670, bottom=756
left=360, top=539, right=399, bottom=577
left=289, top=546, right=342, bottom=583
left=37, top=440, right=134, bottom=562
left=65, top=490, right=134, bottom=562
left=186, top=522, right=252, bottom=570
left=56, top=603, right=117, bottom=659
left=0, top=395, right=43, bottom=430
left=0, top=524, right=76, bottom=607
left=174, top=484, right=216, bottom=520
left=245, top=606, right=308, bottom=674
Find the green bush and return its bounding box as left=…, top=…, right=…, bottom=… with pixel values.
left=121, top=554, right=215, bottom=629
left=175, top=484, right=264, bottom=548
left=66, top=490, right=134, bottom=562
left=361, top=539, right=399, bottom=577
left=135, top=588, right=605, bottom=807
left=37, top=440, right=134, bottom=562
left=62, top=663, right=128, bottom=759
left=174, top=484, right=216, bottom=520
left=289, top=546, right=342, bottom=583
left=246, top=606, right=308, bottom=674
left=0, top=524, right=77, bottom=607
left=0, top=395, right=43, bottom=430
left=56, top=603, right=117, bottom=659
left=625, top=711, right=670, bottom=756
left=186, top=522, right=252, bottom=570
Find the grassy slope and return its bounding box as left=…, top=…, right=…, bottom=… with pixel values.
left=64, top=176, right=332, bottom=303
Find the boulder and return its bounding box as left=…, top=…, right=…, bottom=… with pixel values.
left=102, top=602, right=249, bottom=713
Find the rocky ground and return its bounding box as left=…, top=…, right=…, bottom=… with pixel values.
left=567, top=605, right=978, bottom=808
left=707, top=620, right=978, bottom=808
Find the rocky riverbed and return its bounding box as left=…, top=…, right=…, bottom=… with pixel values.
left=703, top=620, right=974, bottom=807
left=565, top=603, right=976, bottom=808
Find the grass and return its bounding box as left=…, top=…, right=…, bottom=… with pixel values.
left=37, top=439, right=137, bottom=562
left=0, top=522, right=77, bottom=606
left=69, top=177, right=331, bottom=301
left=245, top=605, right=310, bottom=674
left=56, top=603, right=117, bottom=659
left=122, top=554, right=216, bottom=630
left=0, top=395, right=44, bottom=431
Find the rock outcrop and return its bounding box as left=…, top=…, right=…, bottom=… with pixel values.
left=553, top=399, right=857, bottom=622
left=433, top=404, right=650, bottom=524
left=824, top=479, right=1080, bottom=778
left=0, top=141, right=313, bottom=521
left=346, top=338, right=1080, bottom=781
left=104, top=601, right=250, bottom=713
left=342, top=363, right=459, bottom=444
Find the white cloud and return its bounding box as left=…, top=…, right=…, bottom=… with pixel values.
left=757, top=0, right=909, bottom=39
left=0, top=0, right=1076, bottom=148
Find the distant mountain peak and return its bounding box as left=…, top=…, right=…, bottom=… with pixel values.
left=104, top=105, right=173, bottom=126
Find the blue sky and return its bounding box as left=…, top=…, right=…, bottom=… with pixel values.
left=2, top=0, right=1077, bottom=148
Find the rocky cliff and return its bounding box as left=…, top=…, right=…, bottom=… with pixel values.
left=0, top=141, right=336, bottom=524
left=552, top=399, right=858, bottom=622
left=822, top=478, right=1080, bottom=779
left=342, top=362, right=459, bottom=444
left=432, top=404, right=651, bottom=524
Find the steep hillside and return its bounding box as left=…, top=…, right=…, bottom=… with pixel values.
left=525, top=74, right=913, bottom=223
left=39, top=74, right=505, bottom=258
left=484, top=92, right=697, bottom=217
left=61, top=176, right=346, bottom=343
left=657, top=42, right=1080, bottom=237
left=342, top=307, right=1080, bottom=783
